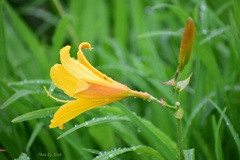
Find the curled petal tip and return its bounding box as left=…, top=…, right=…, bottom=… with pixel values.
left=79, top=42, right=92, bottom=50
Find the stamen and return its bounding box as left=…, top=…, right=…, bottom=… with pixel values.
left=44, top=86, right=73, bottom=103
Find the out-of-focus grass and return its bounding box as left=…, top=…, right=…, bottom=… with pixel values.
left=0, top=0, right=239, bottom=159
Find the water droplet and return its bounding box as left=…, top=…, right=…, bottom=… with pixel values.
left=200, top=4, right=206, bottom=11
left=99, top=151, right=103, bottom=155
left=131, top=146, right=137, bottom=151
left=85, top=122, right=89, bottom=125
left=137, top=128, right=141, bottom=133
left=147, top=99, right=151, bottom=102
left=27, top=156, right=30, bottom=160
left=75, top=124, right=78, bottom=127
left=108, top=153, right=114, bottom=158
left=176, top=101, right=180, bottom=106
left=134, top=97, right=137, bottom=99
left=202, top=29, right=207, bottom=35
left=226, top=122, right=229, bottom=126
left=92, top=118, right=95, bottom=120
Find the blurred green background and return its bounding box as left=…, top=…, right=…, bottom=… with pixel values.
left=0, top=0, right=240, bottom=159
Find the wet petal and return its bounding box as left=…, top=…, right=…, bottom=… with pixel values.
left=78, top=42, right=113, bottom=83
left=49, top=97, right=120, bottom=129
left=50, top=64, right=89, bottom=97
left=60, top=45, right=110, bottom=85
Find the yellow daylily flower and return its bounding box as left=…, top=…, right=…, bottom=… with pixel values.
left=46, top=42, right=153, bottom=129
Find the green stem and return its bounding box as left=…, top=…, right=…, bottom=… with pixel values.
left=149, top=96, right=177, bottom=110
left=52, top=0, right=79, bottom=46
left=177, top=118, right=184, bottom=160
left=174, top=77, right=184, bottom=160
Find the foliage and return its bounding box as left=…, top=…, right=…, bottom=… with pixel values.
left=0, top=0, right=239, bottom=159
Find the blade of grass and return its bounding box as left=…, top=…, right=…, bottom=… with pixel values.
left=11, top=107, right=59, bottom=123
left=26, top=122, right=44, bottom=152
left=1, top=90, right=34, bottom=109
left=117, top=102, right=178, bottom=160
left=5, top=2, right=48, bottom=76
left=209, top=99, right=240, bottom=158
left=58, top=115, right=130, bottom=139
left=183, top=149, right=195, bottom=160
left=212, top=108, right=225, bottom=160
left=93, top=145, right=164, bottom=160
left=151, top=4, right=189, bottom=22
left=0, top=0, right=9, bottom=78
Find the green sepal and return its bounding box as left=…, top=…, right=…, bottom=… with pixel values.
left=177, top=73, right=192, bottom=92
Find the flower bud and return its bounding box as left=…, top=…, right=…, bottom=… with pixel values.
left=177, top=17, right=196, bottom=72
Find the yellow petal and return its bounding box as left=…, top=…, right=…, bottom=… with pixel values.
left=50, top=64, right=89, bottom=97
left=49, top=97, right=120, bottom=129
left=78, top=42, right=113, bottom=83
left=75, top=83, right=131, bottom=99
left=60, top=45, right=110, bottom=85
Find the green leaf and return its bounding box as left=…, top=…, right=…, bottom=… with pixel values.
left=117, top=102, right=178, bottom=160
left=200, top=27, right=229, bottom=45
left=151, top=4, right=188, bottom=21
left=138, top=30, right=181, bottom=38
left=209, top=99, right=240, bottom=158
left=11, top=107, right=59, bottom=123
left=1, top=90, right=34, bottom=109
left=212, top=108, right=226, bottom=160
left=26, top=122, right=44, bottom=152
left=0, top=0, right=8, bottom=78
left=8, top=80, right=51, bottom=86
left=5, top=2, right=48, bottom=76
left=58, top=115, right=130, bottom=139
left=183, top=149, right=195, bottom=160
left=93, top=145, right=164, bottom=160
left=14, top=153, right=29, bottom=160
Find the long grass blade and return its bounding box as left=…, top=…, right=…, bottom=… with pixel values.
left=58, top=115, right=130, bottom=139
left=209, top=99, right=240, bottom=158
left=1, top=90, right=34, bottom=109
left=11, top=107, right=59, bottom=123
left=93, top=145, right=164, bottom=160
left=117, top=102, right=178, bottom=160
